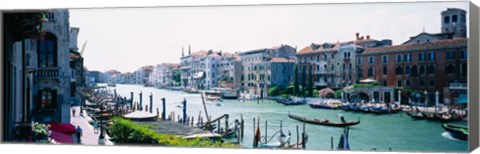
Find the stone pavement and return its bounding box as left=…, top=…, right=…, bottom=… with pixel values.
left=70, top=106, right=114, bottom=145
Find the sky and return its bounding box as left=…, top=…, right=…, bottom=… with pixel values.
left=69, top=1, right=469, bottom=73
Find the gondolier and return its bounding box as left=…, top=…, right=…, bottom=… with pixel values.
left=338, top=113, right=346, bottom=124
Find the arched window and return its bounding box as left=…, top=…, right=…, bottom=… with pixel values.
left=37, top=33, right=58, bottom=67
left=411, top=65, right=418, bottom=76
left=395, top=66, right=403, bottom=75
left=419, top=65, right=425, bottom=74
left=368, top=67, right=373, bottom=77
left=349, top=63, right=352, bottom=72
left=357, top=68, right=363, bottom=79
left=444, top=16, right=450, bottom=23
left=405, top=66, right=411, bottom=75
left=446, top=64, right=455, bottom=74
left=427, top=65, right=435, bottom=74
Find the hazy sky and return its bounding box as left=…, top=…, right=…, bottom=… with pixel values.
left=69, top=1, right=468, bottom=73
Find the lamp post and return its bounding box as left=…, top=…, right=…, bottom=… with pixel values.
left=435, top=91, right=439, bottom=113
left=424, top=90, right=428, bottom=111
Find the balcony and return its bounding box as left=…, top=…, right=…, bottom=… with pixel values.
left=449, top=83, right=467, bottom=90
left=34, top=68, right=59, bottom=81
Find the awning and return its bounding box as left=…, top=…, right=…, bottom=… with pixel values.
left=50, top=130, right=75, bottom=144
left=359, top=78, right=377, bottom=83
left=456, top=93, right=467, bottom=104
left=48, top=122, right=76, bottom=144
left=193, top=72, right=205, bottom=79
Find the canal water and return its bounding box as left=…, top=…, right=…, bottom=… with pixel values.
left=106, top=84, right=467, bottom=152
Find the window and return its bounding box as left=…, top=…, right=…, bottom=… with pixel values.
left=461, top=50, right=467, bottom=59
left=419, top=65, right=425, bottom=74
left=428, top=52, right=436, bottom=61
left=383, top=81, right=387, bottom=86
left=406, top=80, right=411, bottom=87
left=357, top=68, right=363, bottom=78
left=452, top=15, right=458, bottom=23
left=429, top=80, right=435, bottom=87
left=461, top=63, right=467, bottom=76
left=349, top=63, right=352, bottom=72
left=404, top=54, right=411, bottom=62
left=38, top=88, right=57, bottom=109
left=446, top=64, right=455, bottom=74
left=418, top=53, right=425, bottom=61
left=383, top=66, right=387, bottom=75
left=405, top=66, right=411, bottom=75
left=420, top=80, right=426, bottom=87
left=331, top=65, right=334, bottom=71
left=444, top=16, right=450, bottom=24
left=411, top=65, right=418, bottom=76
left=37, top=33, right=57, bottom=67
left=446, top=51, right=456, bottom=60
left=427, top=65, right=435, bottom=74
left=397, top=80, right=402, bottom=87
left=342, top=64, right=346, bottom=71
left=357, top=57, right=362, bottom=65
left=368, top=56, right=373, bottom=64
left=395, top=66, right=403, bottom=75
left=368, top=67, right=373, bottom=77
left=382, top=55, right=388, bottom=63
left=461, top=14, right=466, bottom=22
left=396, top=55, right=402, bottom=62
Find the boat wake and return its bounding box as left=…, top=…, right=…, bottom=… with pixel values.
left=441, top=132, right=465, bottom=142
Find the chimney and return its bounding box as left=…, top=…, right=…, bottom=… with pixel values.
left=366, top=35, right=370, bottom=39
left=356, top=32, right=360, bottom=40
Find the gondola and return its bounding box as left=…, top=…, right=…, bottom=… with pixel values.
left=278, top=99, right=306, bottom=106
left=288, top=113, right=360, bottom=127
left=368, top=107, right=402, bottom=115
left=442, top=123, right=468, bottom=141
left=308, top=103, right=340, bottom=109
left=434, top=113, right=465, bottom=122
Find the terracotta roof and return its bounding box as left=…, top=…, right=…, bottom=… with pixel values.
left=296, top=43, right=339, bottom=55
left=269, top=57, right=294, bottom=63
left=364, top=38, right=467, bottom=54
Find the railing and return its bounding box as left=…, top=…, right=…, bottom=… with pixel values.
left=449, top=83, right=467, bottom=89
left=35, top=68, right=59, bottom=80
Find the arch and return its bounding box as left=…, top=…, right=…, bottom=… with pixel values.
left=357, top=92, right=370, bottom=103
left=405, top=66, right=411, bottom=75
left=419, top=65, right=425, bottom=74
left=446, top=64, right=456, bottom=74
left=411, top=65, right=418, bottom=76
left=395, top=66, right=403, bottom=75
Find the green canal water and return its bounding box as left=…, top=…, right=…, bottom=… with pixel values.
left=106, top=84, right=467, bottom=152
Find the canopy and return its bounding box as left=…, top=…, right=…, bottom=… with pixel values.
left=48, top=122, right=76, bottom=144
left=359, top=78, right=377, bottom=83
left=123, top=111, right=158, bottom=121
left=318, top=88, right=335, bottom=97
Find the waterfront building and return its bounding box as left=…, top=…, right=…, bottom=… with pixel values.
left=296, top=33, right=391, bottom=89
left=356, top=8, right=467, bottom=104
left=150, top=63, right=180, bottom=88
left=88, top=70, right=105, bottom=83
left=3, top=10, right=77, bottom=141
left=69, top=27, right=86, bottom=106
left=239, top=44, right=296, bottom=97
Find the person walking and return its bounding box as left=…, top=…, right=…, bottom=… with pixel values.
left=71, top=104, right=76, bottom=117
left=76, top=126, right=83, bottom=144
left=93, top=120, right=98, bottom=134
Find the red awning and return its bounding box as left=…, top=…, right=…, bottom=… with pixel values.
left=48, top=122, right=77, bottom=144
left=49, top=122, right=77, bottom=134
left=50, top=130, right=75, bottom=144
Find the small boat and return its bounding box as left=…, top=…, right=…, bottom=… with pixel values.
left=308, top=99, right=342, bottom=109
left=221, top=89, right=238, bottom=99
left=107, top=83, right=116, bottom=87
left=288, top=113, right=360, bottom=127
left=368, top=106, right=402, bottom=114
left=442, top=123, right=468, bottom=141
left=277, top=98, right=306, bottom=106
left=434, top=113, right=465, bottom=122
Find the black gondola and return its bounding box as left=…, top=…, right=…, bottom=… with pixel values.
left=288, top=113, right=360, bottom=127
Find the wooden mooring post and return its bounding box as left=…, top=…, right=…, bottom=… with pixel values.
left=240, top=116, right=244, bottom=141
left=264, top=120, right=267, bottom=143
left=296, top=125, right=299, bottom=149
left=302, top=122, right=306, bottom=149
left=330, top=136, right=334, bottom=150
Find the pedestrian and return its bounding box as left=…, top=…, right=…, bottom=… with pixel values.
left=76, top=126, right=83, bottom=144
left=93, top=120, right=98, bottom=134
left=71, top=105, right=76, bottom=117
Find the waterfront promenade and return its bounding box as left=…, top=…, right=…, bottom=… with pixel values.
left=70, top=106, right=114, bottom=145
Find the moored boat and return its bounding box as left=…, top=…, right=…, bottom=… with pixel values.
left=288, top=113, right=360, bottom=127
left=442, top=123, right=468, bottom=141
